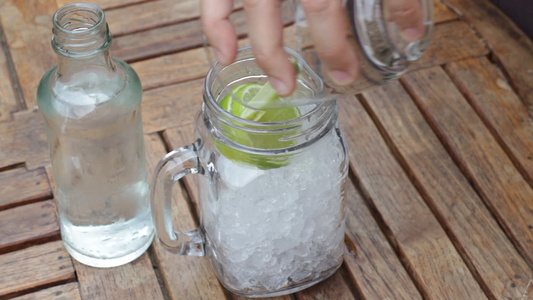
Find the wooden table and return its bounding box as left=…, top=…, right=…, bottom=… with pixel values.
left=1, top=0, right=532, bottom=299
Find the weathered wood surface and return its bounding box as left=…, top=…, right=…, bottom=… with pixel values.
left=10, top=283, right=81, bottom=300
left=402, top=67, right=533, bottom=267
left=0, top=241, right=75, bottom=299
left=442, top=0, right=533, bottom=120
left=0, top=200, right=59, bottom=255
left=0, top=167, right=52, bottom=210
left=1, top=0, right=533, bottom=299
left=361, top=80, right=533, bottom=298
left=339, top=96, right=487, bottom=299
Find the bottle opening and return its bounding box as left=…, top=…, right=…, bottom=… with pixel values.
left=52, top=3, right=110, bottom=56
left=54, top=3, right=104, bottom=33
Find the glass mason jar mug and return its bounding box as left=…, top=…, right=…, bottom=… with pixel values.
left=151, top=47, right=349, bottom=297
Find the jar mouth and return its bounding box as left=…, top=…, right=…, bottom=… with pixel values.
left=202, top=46, right=338, bottom=160
left=204, top=46, right=328, bottom=128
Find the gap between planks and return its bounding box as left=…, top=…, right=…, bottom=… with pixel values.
left=356, top=92, right=496, bottom=299
left=0, top=20, right=25, bottom=111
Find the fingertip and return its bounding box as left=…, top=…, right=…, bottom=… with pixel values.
left=270, top=76, right=294, bottom=97
left=214, top=39, right=238, bottom=66
left=328, top=70, right=355, bottom=86
left=402, top=27, right=423, bottom=42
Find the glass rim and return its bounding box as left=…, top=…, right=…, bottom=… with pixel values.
left=53, top=2, right=105, bottom=35
left=203, top=46, right=332, bottom=128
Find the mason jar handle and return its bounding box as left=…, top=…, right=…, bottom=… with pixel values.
left=150, top=140, right=205, bottom=256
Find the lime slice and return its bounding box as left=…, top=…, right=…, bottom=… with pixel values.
left=217, top=81, right=301, bottom=169
left=219, top=83, right=261, bottom=116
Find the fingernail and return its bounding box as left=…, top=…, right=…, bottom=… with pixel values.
left=402, top=28, right=422, bottom=41
left=270, top=77, right=291, bottom=97
left=214, top=49, right=226, bottom=64
left=329, top=70, right=354, bottom=86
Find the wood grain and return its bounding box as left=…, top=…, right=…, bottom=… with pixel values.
left=11, top=282, right=81, bottom=300
left=144, top=133, right=228, bottom=300
left=294, top=267, right=355, bottom=300
left=342, top=179, right=422, bottom=299
left=132, top=47, right=210, bottom=91
left=74, top=254, right=164, bottom=300
left=141, top=79, right=203, bottom=134
left=402, top=67, right=533, bottom=267
left=414, top=20, right=488, bottom=70
left=55, top=0, right=155, bottom=10
left=338, top=95, right=486, bottom=299
left=0, top=109, right=49, bottom=170
left=0, top=0, right=58, bottom=109
left=441, top=0, right=533, bottom=119
left=0, top=167, right=52, bottom=210
left=112, top=8, right=248, bottom=63
left=0, top=241, right=75, bottom=299
left=362, top=80, right=533, bottom=299
left=0, top=36, right=18, bottom=122
left=104, top=0, right=200, bottom=37
left=0, top=200, right=59, bottom=254
left=433, top=0, right=458, bottom=23
left=445, top=57, right=533, bottom=188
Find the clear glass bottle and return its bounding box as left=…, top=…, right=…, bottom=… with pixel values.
left=151, top=47, right=349, bottom=297
left=37, top=3, right=154, bottom=268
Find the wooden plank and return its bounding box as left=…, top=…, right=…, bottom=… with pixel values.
left=0, top=35, right=18, bottom=122
left=56, top=0, right=155, bottom=10
left=112, top=8, right=247, bottom=63
left=362, top=80, right=533, bottom=299
left=294, top=268, right=355, bottom=300
left=445, top=57, right=533, bottom=187
left=0, top=167, right=52, bottom=210
left=74, top=254, right=164, bottom=300
left=104, top=0, right=200, bottom=37
left=338, top=96, right=486, bottom=299
left=0, top=241, right=75, bottom=299
left=441, top=0, right=533, bottom=119
left=414, top=20, right=488, bottom=70
left=0, top=200, right=59, bottom=255
left=144, top=133, right=228, bottom=300
left=11, top=283, right=81, bottom=300
left=132, top=47, right=210, bottom=91
left=343, top=181, right=422, bottom=299
left=0, top=109, right=49, bottom=170
left=401, top=67, right=533, bottom=267
left=433, top=0, right=458, bottom=23
left=141, top=78, right=203, bottom=134
left=0, top=0, right=58, bottom=109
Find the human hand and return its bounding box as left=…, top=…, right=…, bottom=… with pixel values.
left=201, top=0, right=424, bottom=97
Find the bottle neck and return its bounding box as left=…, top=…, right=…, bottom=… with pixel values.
left=52, top=3, right=115, bottom=75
